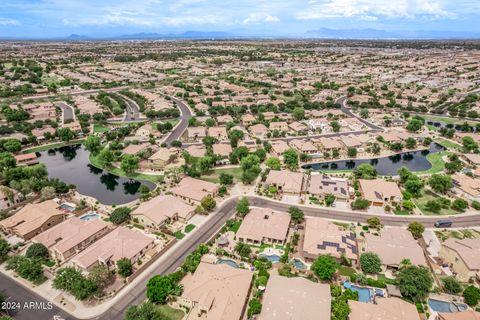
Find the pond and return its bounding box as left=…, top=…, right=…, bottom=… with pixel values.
left=303, top=143, right=445, bottom=176
left=36, top=144, right=156, bottom=205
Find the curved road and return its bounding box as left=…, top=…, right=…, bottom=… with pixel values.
left=4, top=195, right=480, bottom=320
left=336, top=96, right=385, bottom=131
left=162, top=97, right=192, bottom=146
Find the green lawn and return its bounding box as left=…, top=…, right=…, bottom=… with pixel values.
left=22, top=139, right=86, bottom=153
left=93, top=124, right=110, bottom=133
left=393, top=209, right=411, bottom=215
left=89, top=153, right=163, bottom=184
left=413, top=192, right=458, bottom=215
left=184, top=224, right=195, bottom=233
left=338, top=266, right=356, bottom=277
left=201, top=167, right=243, bottom=183
left=414, top=151, right=450, bottom=175
left=174, top=230, right=185, bottom=239
left=156, top=305, right=185, bottom=320
left=422, top=115, right=480, bottom=126
left=228, top=220, right=242, bottom=233
left=435, top=138, right=462, bottom=151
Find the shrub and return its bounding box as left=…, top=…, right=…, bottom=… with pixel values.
left=26, top=243, right=49, bottom=260
left=110, top=207, right=132, bottom=225
left=360, top=252, right=382, bottom=274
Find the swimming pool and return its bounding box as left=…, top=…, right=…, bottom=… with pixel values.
left=59, top=202, right=76, bottom=212
left=291, top=258, right=307, bottom=269
left=80, top=212, right=100, bottom=221
left=216, top=259, right=239, bottom=268
left=428, top=299, right=469, bottom=313
left=259, top=254, right=281, bottom=263
left=344, top=281, right=372, bottom=303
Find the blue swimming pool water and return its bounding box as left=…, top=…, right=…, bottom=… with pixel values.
left=344, top=281, right=372, bottom=303
left=259, top=254, right=281, bottom=263
left=428, top=299, right=468, bottom=313
left=291, top=258, right=307, bottom=269
left=59, top=203, right=75, bottom=211
left=80, top=212, right=100, bottom=221
left=216, top=259, right=239, bottom=268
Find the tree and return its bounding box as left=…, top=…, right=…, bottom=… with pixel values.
left=405, top=137, right=417, bottom=149
left=463, top=285, right=480, bottom=307
left=85, top=135, right=102, bottom=155
left=240, top=154, right=261, bottom=184
left=408, top=222, right=425, bottom=239
left=347, top=147, right=357, bottom=158
left=0, top=238, right=10, bottom=262
left=359, top=108, right=369, bottom=119
left=229, top=129, right=244, bottom=147
left=266, top=157, right=281, bottom=170
left=147, top=273, right=183, bottom=304
left=428, top=174, right=453, bottom=194
left=125, top=302, right=163, bottom=320
left=53, top=267, right=98, bottom=300
left=2, top=139, right=22, bottom=153
left=0, top=152, right=16, bottom=171
left=367, top=217, right=381, bottom=229
left=109, top=207, right=132, bottom=224
left=121, top=154, right=139, bottom=176
left=462, top=136, right=479, bottom=153
left=442, top=276, right=462, bottom=294
left=404, top=176, right=424, bottom=197
left=354, top=164, right=377, bottom=179
left=325, top=194, right=336, bottom=207
left=97, top=148, right=115, bottom=168
left=360, top=252, right=382, bottom=274
left=236, top=197, right=250, bottom=217
left=201, top=195, right=216, bottom=211
left=406, top=119, right=423, bottom=132
left=288, top=206, right=304, bottom=224
left=397, top=265, right=433, bottom=302
left=88, top=265, right=113, bottom=289
left=283, top=149, right=299, bottom=170
left=56, top=128, right=76, bottom=142
left=117, top=258, right=133, bottom=277
left=311, top=255, right=338, bottom=280
left=234, top=242, right=251, bottom=258
left=247, top=298, right=262, bottom=318
left=331, top=121, right=341, bottom=132
left=25, top=243, right=49, bottom=259
left=292, top=107, right=305, bottom=121
left=219, top=173, right=233, bottom=185
left=452, top=198, right=468, bottom=212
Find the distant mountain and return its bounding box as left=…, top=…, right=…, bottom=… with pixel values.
left=90, top=31, right=237, bottom=40
left=305, top=28, right=480, bottom=39
left=66, top=34, right=90, bottom=40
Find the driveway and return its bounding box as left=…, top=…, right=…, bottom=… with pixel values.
left=56, top=102, right=75, bottom=123
left=423, top=229, right=441, bottom=257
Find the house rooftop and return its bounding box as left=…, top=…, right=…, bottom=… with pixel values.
left=348, top=298, right=420, bottom=320
left=236, top=207, right=290, bottom=243
left=131, top=195, right=195, bottom=225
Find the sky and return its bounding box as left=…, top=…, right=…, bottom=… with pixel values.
left=1, top=0, right=480, bottom=38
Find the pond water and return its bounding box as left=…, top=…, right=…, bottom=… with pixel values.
left=303, top=143, right=445, bottom=176
left=36, top=144, right=155, bottom=205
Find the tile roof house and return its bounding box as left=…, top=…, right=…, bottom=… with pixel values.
left=269, top=121, right=288, bottom=132
left=207, top=126, right=228, bottom=140
left=171, top=177, right=219, bottom=203
left=131, top=195, right=196, bottom=227
left=72, top=226, right=154, bottom=271
left=14, top=153, right=38, bottom=166
left=289, top=139, right=318, bottom=154
left=363, top=227, right=427, bottom=269
left=440, top=238, right=480, bottom=281
left=438, top=311, right=480, bottom=320
left=212, top=142, right=232, bottom=157
left=249, top=123, right=269, bottom=138
left=303, top=217, right=358, bottom=263
left=32, top=217, right=110, bottom=261
left=184, top=144, right=207, bottom=158
left=288, top=121, right=308, bottom=133
left=148, top=148, right=179, bottom=169
left=260, top=275, right=331, bottom=320
left=308, top=174, right=349, bottom=199
left=348, top=298, right=420, bottom=320
left=0, top=200, right=67, bottom=240
left=265, top=170, right=305, bottom=195
left=186, top=127, right=207, bottom=142
left=452, top=174, right=480, bottom=198
left=237, top=207, right=291, bottom=245
left=270, top=140, right=290, bottom=156
left=315, top=137, right=343, bottom=151
left=358, top=179, right=403, bottom=206
left=241, top=113, right=256, bottom=125
left=122, top=143, right=150, bottom=155
left=179, top=262, right=253, bottom=320
left=0, top=187, right=22, bottom=210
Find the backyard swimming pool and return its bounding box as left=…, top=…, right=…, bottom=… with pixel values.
left=216, top=259, right=239, bottom=269
left=428, top=299, right=469, bottom=313
left=344, top=281, right=372, bottom=303
left=259, top=254, right=281, bottom=263
left=79, top=212, right=100, bottom=221
left=59, top=202, right=76, bottom=211
left=291, top=258, right=307, bottom=269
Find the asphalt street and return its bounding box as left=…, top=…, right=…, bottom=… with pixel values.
left=162, top=97, right=192, bottom=146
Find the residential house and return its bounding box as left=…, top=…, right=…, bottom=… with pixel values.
left=148, top=148, right=178, bottom=169
left=289, top=139, right=318, bottom=154
left=14, top=153, right=38, bottom=166
left=452, top=174, right=480, bottom=199
left=212, top=143, right=232, bottom=158
left=179, top=262, right=253, bottom=320
left=0, top=188, right=22, bottom=210
left=270, top=140, right=290, bottom=156
left=122, top=143, right=150, bottom=156
left=440, top=238, right=480, bottom=281
left=315, top=137, right=343, bottom=151
left=269, top=121, right=288, bottom=132
left=307, top=174, right=349, bottom=200
left=131, top=195, right=196, bottom=228
left=241, top=114, right=256, bottom=125
left=265, top=170, right=304, bottom=195
left=303, top=217, right=358, bottom=264
left=31, top=217, right=110, bottom=261
left=438, top=311, right=480, bottom=320
left=171, top=177, right=219, bottom=203
left=363, top=227, right=427, bottom=269
left=249, top=124, right=269, bottom=138
left=208, top=126, right=228, bottom=141
left=185, top=127, right=207, bottom=142
left=184, top=145, right=207, bottom=158
left=0, top=200, right=67, bottom=240
left=237, top=207, right=291, bottom=245
left=348, top=298, right=420, bottom=320
left=358, top=179, right=403, bottom=206
left=288, top=121, right=308, bottom=134
left=72, top=226, right=154, bottom=271
left=260, top=275, right=331, bottom=320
